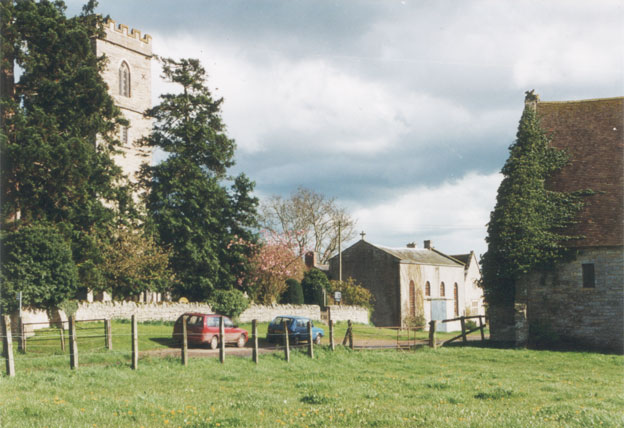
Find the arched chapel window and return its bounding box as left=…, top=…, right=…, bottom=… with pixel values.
left=440, top=282, right=445, bottom=297
left=119, top=61, right=131, bottom=97
left=425, top=281, right=431, bottom=297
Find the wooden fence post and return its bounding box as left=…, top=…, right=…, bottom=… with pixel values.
left=283, top=319, right=290, bottom=362
left=428, top=320, right=437, bottom=349
left=105, top=319, right=112, bottom=350
left=69, top=315, right=78, bottom=369
left=219, top=316, right=225, bottom=364
left=479, top=315, right=485, bottom=341
left=460, top=316, right=467, bottom=344
left=59, top=325, right=66, bottom=352
left=342, top=320, right=350, bottom=346
left=252, top=320, right=259, bottom=364
left=181, top=315, right=188, bottom=366
left=19, top=319, right=26, bottom=353
left=2, top=315, right=15, bottom=377
left=329, top=320, right=335, bottom=351
left=307, top=321, right=314, bottom=358
left=348, top=320, right=354, bottom=350
left=131, top=315, right=138, bottom=370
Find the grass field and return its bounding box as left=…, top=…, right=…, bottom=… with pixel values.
left=12, top=320, right=461, bottom=372
left=2, top=336, right=622, bottom=427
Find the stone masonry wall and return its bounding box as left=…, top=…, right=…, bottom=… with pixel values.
left=18, top=302, right=369, bottom=330
left=517, top=246, right=623, bottom=352
left=328, top=241, right=400, bottom=326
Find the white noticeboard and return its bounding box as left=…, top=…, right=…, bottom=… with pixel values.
left=334, top=291, right=342, bottom=302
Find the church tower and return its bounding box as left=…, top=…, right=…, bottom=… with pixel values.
left=95, top=19, right=153, bottom=183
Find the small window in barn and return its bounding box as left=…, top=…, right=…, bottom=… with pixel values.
left=453, top=283, right=459, bottom=316
left=440, top=282, right=445, bottom=297
left=425, top=281, right=431, bottom=297
left=119, top=61, right=131, bottom=97
left=582, top=263, right=595, bottom=288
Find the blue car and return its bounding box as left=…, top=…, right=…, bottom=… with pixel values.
left=266, top=316, right=324, bottom=344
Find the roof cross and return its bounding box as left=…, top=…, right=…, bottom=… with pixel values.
left=360, top=231, right=366, bottom=240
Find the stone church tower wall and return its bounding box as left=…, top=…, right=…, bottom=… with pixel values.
left=95, top=19, right=153, bottom=183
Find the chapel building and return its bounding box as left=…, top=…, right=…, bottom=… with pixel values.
left=327, top=239, right=484, bottom=331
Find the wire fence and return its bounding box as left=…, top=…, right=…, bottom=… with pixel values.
left=2, top=315, right=489, bottom=376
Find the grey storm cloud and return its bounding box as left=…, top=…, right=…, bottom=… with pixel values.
left=63, top=0, right=622, bottom=254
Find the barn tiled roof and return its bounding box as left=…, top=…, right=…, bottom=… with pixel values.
left=375, top=245, right=463, bottom=267
left=536, top=96, right=624, bottom=248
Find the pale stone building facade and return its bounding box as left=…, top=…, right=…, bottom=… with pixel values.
left=81, top=20, right=156, bottom=303
left=95, top=19, right=153, bottom=183
left=327, top=239, right=484, bottom=331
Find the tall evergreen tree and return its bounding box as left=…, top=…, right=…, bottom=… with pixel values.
left=1, top=0, right=131, bottom=227
left=140, top=58, right=258, bottom=301
left=480, top=101, right=584, bottom=305
left=0, top=0, right=136, bottom=302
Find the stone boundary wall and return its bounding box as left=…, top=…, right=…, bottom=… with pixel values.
left=326, top=305, right=369, bottom=324
left=16, top=302, right=369, bottom=330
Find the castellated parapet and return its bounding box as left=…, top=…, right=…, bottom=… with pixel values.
left=95, top=19, right=153, bottom=184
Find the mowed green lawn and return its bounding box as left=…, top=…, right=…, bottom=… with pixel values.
left=1, top=336, right=622, bottom=427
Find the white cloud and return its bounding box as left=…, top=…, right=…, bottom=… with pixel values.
left=350, top=171, right=502, bottom=256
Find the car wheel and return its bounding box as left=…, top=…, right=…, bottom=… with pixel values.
left=236, top=334, right=246, bottom=348
left=314, top=334, right=322, bottom=345
left=209, top=335, right=218, bottom=350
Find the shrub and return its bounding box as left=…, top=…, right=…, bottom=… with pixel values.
left=301, top=269, right=330, bottom=307
left=207, top=289, right=249, bottom=319
left=282, top=278, right=304, bottom=304
left=327, top=277, right=374, bottom=310
left=465, top=320, right=478, bottom=331
left=404, top=315, right=426, bottom=329
left=0, top=223, right=78, bottom=313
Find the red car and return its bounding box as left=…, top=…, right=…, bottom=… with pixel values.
left=172, top=313, right=248, bottom=349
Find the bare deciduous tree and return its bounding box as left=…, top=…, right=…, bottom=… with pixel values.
left=260, top=187, right=357, bottom=264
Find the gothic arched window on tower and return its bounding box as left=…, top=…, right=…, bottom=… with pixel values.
left=440, top=282, right=445, bottom=297
left=119, top=61, right=131, bottom=97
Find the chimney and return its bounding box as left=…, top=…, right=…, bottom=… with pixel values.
left=305, top=251, right=316, bottom=269
left=524, top=89, right=539, bottom=111
left=424, top=240, right=432, bottom=249
left=406, top=242, right=416, bottom=248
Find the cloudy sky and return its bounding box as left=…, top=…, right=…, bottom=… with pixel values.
left=68, top=0, right=623, bottom=257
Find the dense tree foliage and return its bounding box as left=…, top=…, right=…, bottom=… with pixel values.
left=261, top=187, right=356, bottom=264
left=1, top=0, right=131, bottom=227
left=282, top=279, right=304, bottom=304
left=140, top=58, right=258, bottom=301
left=481, top=104, right=584, bottom=305
left=207, top=289, right=249, bottom=320
left=245, top=230, right=305, bottom=304
left=0, top=0, right=142, bottom=307
left=301, top=268, right=330, bottom=307
left=327, top=277, right=374, bottom=310
left=0, top=223, right=78, bottom=313
left=101, top=224, right=174, bottom=299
